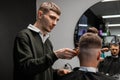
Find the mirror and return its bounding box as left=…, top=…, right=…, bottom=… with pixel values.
left=74, top=0, right=120, bottom=48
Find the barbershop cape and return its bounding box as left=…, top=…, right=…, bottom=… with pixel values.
left=98, top=56, right=120, bottom=76
left=56, top=69, right=115, bottom=80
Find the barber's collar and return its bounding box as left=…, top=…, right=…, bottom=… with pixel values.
left=27, top=24, right=40, bottom=33
left=27, top=24, right=50, bottom=43
left=79, top=66, right=97, bottom=73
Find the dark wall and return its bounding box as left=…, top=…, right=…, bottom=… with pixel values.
left=0, top=0, right=36, bottom=80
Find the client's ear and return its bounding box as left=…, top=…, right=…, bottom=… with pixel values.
left=97, top=51, right=101, bottom=61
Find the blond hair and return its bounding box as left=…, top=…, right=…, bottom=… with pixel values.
left=39, top=2, right=61, bottom=15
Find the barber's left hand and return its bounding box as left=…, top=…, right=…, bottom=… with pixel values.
left=57, top=69, right=71, bottom=76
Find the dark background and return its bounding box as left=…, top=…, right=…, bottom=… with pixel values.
left=0, top=0, right=36, bottom=80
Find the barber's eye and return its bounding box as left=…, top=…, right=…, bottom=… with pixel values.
left=112, top=49, right=117, bottom=51
left=50, top=16, right=56, bottom=20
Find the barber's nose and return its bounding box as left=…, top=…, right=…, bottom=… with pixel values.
left=113, top=50, right=116, bottom=52
left=53, top=20, right=57, bottom=26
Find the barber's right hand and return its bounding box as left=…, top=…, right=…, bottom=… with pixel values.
left=54, top=48, right=77, bottom=59
left=101, top=47, right=109, bottom=52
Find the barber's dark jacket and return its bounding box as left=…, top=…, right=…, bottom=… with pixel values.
left=13, top=27, right=58, bottom=80
left=98, top=56, right=120, bottom=76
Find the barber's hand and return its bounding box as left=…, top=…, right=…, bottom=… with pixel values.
left=54, top=48, right=77, bottom=59
left=57, top=69, right=71, bottom=76
left=101, top=48, right=109, bottom=52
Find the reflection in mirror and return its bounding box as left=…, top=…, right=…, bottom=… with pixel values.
left=74, top=0, right=120, bottom=48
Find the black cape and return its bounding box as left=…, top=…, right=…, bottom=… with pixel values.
left=98, top=56, right=120, bottom=76
left=56, top=70, right=115, bottom=80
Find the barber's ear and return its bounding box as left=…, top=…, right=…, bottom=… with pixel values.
left=38, top=11, right=43, bottom=19
left=110, top=48, right=112, bottom=50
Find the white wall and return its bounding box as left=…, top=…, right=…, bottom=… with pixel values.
left=37, top=0, right=101, bottom=69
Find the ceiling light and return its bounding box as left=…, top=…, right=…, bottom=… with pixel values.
left=78, top=24, right=88, bottom=27
left=108, top=24, right=120, bottom=27
left=101, top=0, right=119, bottom=2
left=102, top=15, right=120, bottom=18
